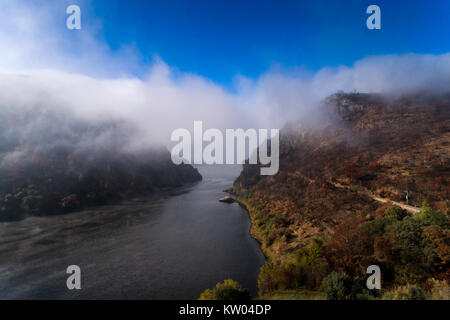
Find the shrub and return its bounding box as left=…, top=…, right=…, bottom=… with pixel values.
left=407, top=286, right=425, bottom=300
left=0, top=187, right=45, bottom=221
left=323, top=272, right=351, bottom=300
left=426, top=279, right=449, bottom=300
left=349, top=277, right=379, bottom=300
left=395, top=264, right=429, bottom=285
left=415, top=201, right=449, bottom=228
left=382, top=284, right=424, bottom=300
left=199, top=279, right=250, bottom=300
left=295, top=238, right=329, bottom=289
left=199, top=289, right=214, bottom=300
left=384, top=206, right=407, bottom=220
left=364, top=216, right=396, bottom=237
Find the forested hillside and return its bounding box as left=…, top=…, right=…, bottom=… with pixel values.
left=232, top=92, right=449, bottom=299
left=0, top=105, right=201, bottom=221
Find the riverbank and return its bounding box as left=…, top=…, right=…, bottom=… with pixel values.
left=232, top=194, right=325, bottom=300
left=235, top=197, right=273, bottom=262
left=224, top=187, right=273, bottom=260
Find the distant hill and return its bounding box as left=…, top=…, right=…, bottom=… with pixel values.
left=0, top=106, right=201, bottom=221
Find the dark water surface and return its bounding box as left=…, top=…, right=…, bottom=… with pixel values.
left=0, top=165, right=265, bottom=299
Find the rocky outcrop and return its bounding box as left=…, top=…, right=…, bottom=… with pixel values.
left=219, top=196, right=235, bottom=203
left=324, top=92, right=383, bottom=121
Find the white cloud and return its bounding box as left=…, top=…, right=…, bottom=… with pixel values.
left=0, top=0, right=449, bottom=151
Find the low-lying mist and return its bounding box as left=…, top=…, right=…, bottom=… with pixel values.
left=1, top=1, right=450, bottom=161
left=2, top=53, right=450, bottom=157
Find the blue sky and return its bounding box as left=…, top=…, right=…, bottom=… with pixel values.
left=1, top=0, right=450, bottom=146
left=65, top=0, right=450, bottom=84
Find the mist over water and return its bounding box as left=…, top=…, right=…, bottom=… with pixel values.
left=0, top=165, right=265, bottom=299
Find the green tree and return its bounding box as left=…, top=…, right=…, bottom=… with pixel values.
left=295, top=238, right=329, bottom=289
left=414, top=201, right=449, bottom=228
left=258, top=261, right=282, bottom=295
left=199, top=279, right=250, bottom=300
left=384, top=205, right=407, bottom=220
left=393, top=217, right=425, bottom=266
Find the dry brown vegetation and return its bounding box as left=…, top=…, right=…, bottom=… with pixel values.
left=234, top=93, right=449, bottom=257
left=233, top=92, right=449, bottom=299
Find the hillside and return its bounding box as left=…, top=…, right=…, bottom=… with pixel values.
left=232, top=92, right=449, bottom=299
left=0, top=106, right=201, bottom=221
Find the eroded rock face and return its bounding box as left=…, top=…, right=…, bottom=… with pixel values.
left=324, top=92, right=383, bottom=122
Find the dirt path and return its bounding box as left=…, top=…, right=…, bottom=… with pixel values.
left=331, top=182, right=421, bottom=214
left=293, top=171, right=422, bottom=215
left=369, top=195, right=421, bottom=214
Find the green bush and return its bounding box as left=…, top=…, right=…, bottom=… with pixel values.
left=199, top=279, right=250, bottom=300
left=406, top=286, right=425, bottom=300
left=384, top=205, right=407, bottom=220
left=323, top=272, right=351, bottom=300
left=364, top=215, right=397, bottom=237
left=349, top=277, right=379, bottom=300
left=395, top=264, right=429, bottom=284
left=414, top=201, right=449, bottom=228
left=0, top=187, right=45, bottom=220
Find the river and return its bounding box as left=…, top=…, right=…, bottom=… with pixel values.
left=0, top=165, right=265, bottom=299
